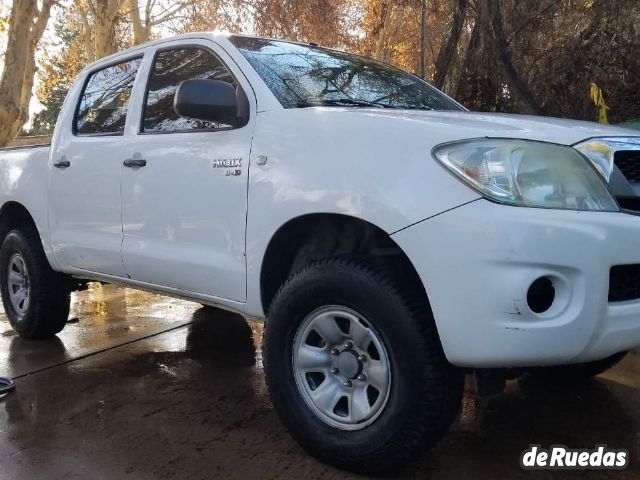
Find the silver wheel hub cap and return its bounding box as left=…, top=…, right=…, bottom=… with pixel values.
left=7, top=253, right=30, bottom=315
left=292, top=306, right=391, bottom=430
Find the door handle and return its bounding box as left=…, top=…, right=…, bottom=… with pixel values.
left=53, top=159, right=70, bottom=168
left=123, top=158, right=147, bottom=168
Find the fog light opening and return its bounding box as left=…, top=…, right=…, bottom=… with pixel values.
left=527, top=277, right=556, bottom=314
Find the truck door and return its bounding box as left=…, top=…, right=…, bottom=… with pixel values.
left=120, top=41, right=254, bottom=302
left=49, top=56, right=144, bottom=277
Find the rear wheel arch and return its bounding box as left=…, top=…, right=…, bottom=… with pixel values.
left=0, top=202, right=40, bottom=244
left=0, top=201, right=63, bottom=275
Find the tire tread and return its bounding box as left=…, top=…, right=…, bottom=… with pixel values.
left=0, top=226, right=69, bottom=338
left=264, top=255, right=463, bottom=474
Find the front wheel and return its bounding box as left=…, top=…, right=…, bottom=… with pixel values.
left=263, top=256, right=463, bottom=474
left=0, top=228, right=70, bottom=338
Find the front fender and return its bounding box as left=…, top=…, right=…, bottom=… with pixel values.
left=243, top=109, right=479, bottom=317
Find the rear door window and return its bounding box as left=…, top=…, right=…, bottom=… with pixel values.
left=75, top=57, right=142, bottom=135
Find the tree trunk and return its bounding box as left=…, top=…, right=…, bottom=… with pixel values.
left=93, top=0, right=119, bottom=58
left=374, top=2, right=405, bottom=63
left=433, top=0, right=467, bottom=89
left=128, top=0, right=150, bottom=44
left=78, top=0, right=122, bottom=60
left=9, top=0, right=54, bottom=140
left=455, top=0, right=489, bottom=106
left=374, top=3, right=394, bottom=60
left=487, top=0, right=546, bottom=115
left=77, top=3, right=96, bottom=62
left=0, top=0, right=54, bottom=147
left=419, top=0, right=426, bottom=78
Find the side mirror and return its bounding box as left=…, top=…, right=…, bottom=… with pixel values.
left=173, top=79, right=242, bottom=126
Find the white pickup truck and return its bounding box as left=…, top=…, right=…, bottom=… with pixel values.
left=1, top=32, right=640, bottom=473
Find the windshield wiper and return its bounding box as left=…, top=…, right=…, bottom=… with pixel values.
left=294, top=98, right=399, bottom=109
left=402, top=105, right=435, bottom=111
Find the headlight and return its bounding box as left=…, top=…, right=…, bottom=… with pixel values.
left=433, top=139, right=618, bottom=211
left=573, top=139, right=615, bottom=182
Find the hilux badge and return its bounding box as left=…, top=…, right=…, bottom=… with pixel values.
left=212, top=158, right=242, bottom=169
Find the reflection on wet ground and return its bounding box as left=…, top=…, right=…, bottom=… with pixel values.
left=0, top=283, right=639, bottom=479
left=0, top=283, right=198, bottom=378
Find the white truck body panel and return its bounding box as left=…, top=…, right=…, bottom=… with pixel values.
left=1, top=32, right=640, bottom=367
left=49, top=132, right=131, bottom=276
left=118, top=38, right=256, bottom=302
left=393, top=200, right=640, bottom=366
left=0, top=145, right=57, bottom=269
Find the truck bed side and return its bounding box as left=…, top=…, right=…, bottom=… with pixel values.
left=0, top=144, right=58, bottom=270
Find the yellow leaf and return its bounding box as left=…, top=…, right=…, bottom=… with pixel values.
left=589, top=82, right=609, bottom=124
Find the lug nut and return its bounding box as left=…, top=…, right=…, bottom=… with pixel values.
left=357, top=373, right=367, bottom=381
left=331, top=348, right=340, bottom=356
left=330, top=368, right=339, bottom=374
left=343, top=380, right=352, bottom=387
left=357, top=354, right=367, bottom=362
left=343, top=342, right=353, bottom=350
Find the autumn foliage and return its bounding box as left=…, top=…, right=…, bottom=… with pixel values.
left=1, top=0, right=639, bottom=144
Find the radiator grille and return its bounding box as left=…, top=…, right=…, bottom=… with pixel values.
left=615, top=151, right=640, bottom=183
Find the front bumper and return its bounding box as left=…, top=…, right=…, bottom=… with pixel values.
left=392, top=199, right=640, bottom=368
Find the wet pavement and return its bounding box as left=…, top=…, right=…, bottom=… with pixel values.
left=0, top=282, right=639, bottom=479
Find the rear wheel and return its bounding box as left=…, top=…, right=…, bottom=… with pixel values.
left=263, top=256, right=463, bottom=474
left=0, top=228, right=70, bottom=338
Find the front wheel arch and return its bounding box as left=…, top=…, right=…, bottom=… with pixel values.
left=259, top=213, right=431, bottom=315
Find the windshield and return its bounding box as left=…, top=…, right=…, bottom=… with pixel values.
left=229, top=36, right=463, bottom=111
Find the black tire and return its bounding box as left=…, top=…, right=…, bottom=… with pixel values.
left=0, top=228, right=70, bottom=338
left=263, top=256, right=464, bottom=475
left=524, top=351, right=628, bottom=383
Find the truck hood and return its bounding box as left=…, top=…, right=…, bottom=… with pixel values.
left=301, top=108, right=640, bottom=146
